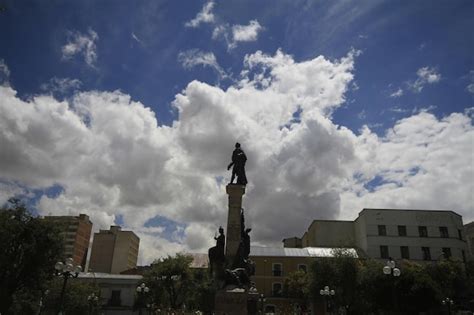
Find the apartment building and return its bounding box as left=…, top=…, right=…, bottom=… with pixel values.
left=89, top=225, right=140, bottom=274
left=44, top=213, right=92, bottom=269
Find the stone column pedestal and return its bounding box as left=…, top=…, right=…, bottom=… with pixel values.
left=225, top=184, right=245, bottom=265
left=214, top=289, right=248, bottom=315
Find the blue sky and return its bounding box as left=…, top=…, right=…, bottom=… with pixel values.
left=2, top=1, right=472, bottom=129
left=0, top=0, right=473, bottom=263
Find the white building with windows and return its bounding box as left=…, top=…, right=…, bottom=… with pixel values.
left=284, top=208, right=468, bottom=263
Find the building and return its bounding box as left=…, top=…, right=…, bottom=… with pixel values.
left=78, top=272, right=143, bottom=315
left=251, top=246, right=358, bottom=314
left=464, top=221, right=474, bottom=260
left=89, top=226, right=140, bottom=274
left=44, top=214, right=92, bottom=269
left=284, top=208, right=468, bottom=263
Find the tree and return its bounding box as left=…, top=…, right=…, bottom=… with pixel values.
left=143, top=253, right=194, bottom=310
left=307, top=249, right=359, bottom=313
left=40, top=278, right=100, bottom=315
left=0, top=199, right=64, bottom=314
left=283, top=270, right=309, bottom=299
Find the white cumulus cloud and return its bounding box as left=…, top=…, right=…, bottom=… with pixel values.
left=232, top=20, right=263, bottom=42
left=178, top=49, right=227, bottom=79
left=408, top=66, right=441, bottom=93
left=185, top=1, right=215, bottom=28
left=389, top=88, right=403, bottom=98
left=40, top=77, right=82, bottom=94
left=0, top=59, right=10, bottom=83
left=1, top=49, right=472, bottom=265
left=62, top=29, right=99, bottom=67
left=466, top=70, right=474, bottom=94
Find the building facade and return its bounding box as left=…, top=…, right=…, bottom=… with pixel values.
left=89, top=226, right=140, bottom=274
left=250, top=246, right=358, bottom=314
left=285, top=208, right=468, bottom=263
left=464, top=221, right=474, bottom=260
left=44, top=214, right=92, bottom=269
left=78, top=272, right=143, bottom=315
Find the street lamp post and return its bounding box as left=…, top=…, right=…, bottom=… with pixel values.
left=259, top=293, right=266, bottom=314
left=136, top=282, right=150, bottom=315
left=38, top=289, right=49, bottom=315
left=55, top=257, right=82, bottom=315
left=87, top=292, right=99, bottom=315
left=319, top=286, right=335, bottom=314
left=382, top=258, right=401, bottom=314
left=442, top=298, right=454, bottom=315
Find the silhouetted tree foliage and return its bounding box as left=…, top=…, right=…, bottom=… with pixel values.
left=305, top=250, right=473, bottom=315
left=40, top=278, right=100, bottom=315
left=0, top=198, right=64, bottom=314
left=283, top=269, right=309, bottom=299
left=142, top=254, right=216, bottom=313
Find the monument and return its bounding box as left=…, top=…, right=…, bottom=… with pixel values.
left=209, top=143, right=258, bottom=315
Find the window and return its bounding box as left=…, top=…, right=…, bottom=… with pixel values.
left=458, top=229, right=463, bottom=240
left=272, top=263, right=282, bottom=277
left=378, top=225, right=387, bottom=236
left=422, top=247, right=431, bottom=261
left=439, top=227, right=449, bottom=238
left=418, top=226, right=428, bottom=237
left=442, top=248, right=452, bottom=259
left=380, top=245, right=389, bottom=259
left=398, top=225, right=407, bottom=236
left=400, top=246, right=410, bottom=259
left=272, top=283, right=282, bottom=297
left=297, top=264, right=307, bottom=273
left=110, top=290, right=121, bottom=306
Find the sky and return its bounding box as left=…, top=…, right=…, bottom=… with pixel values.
left=0, top=0, right=473, bottom=265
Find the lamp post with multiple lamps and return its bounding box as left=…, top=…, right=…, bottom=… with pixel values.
left=87, top=292, right=99, bottom=315
left=319, top=286, right=335, bottom=314
left=54, top=257, right=82, bottom=315
left=382, top=258, right=401, bottom=314
left=136, top=282, right=150, bottom=315
left=442, top=298, right=454, bottom=315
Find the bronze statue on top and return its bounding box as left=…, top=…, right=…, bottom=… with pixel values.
left=227, top=142, right=247, bottom=185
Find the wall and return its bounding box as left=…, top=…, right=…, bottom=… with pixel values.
left=306, top=221, right=355, bottom=248
left=358, top=209, right=467, bottom=261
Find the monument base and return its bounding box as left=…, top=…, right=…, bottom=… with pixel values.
left=214, top=289, right=248, bottom=315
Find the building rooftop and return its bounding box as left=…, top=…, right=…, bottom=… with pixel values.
left=78, top=272, right=143, bottom=280
left=250, top=246, right=358, bottom=258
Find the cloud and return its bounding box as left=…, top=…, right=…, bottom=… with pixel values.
left=214, top=20, right=264, bottom=50
left=408, top=66, right=441, bottom=93
left=1, top=49, right=472, bottom=265
left=131, top=32, right=144, bottom=46
left=0, top=59, right=10, bottom=83
left=389, top=106, right=410, bottom=114
left=40, top=77, right=82, bottom=94
left=61, top=29, right=99, bottom=67
left=466, top=70, right=474, bottom=94
left=389, top=88, right=403, bottom=98
left=232, top=20, right=263, bottom=42
left=185, top=1, right=215, bottom=28
left=178, top=49, right=227, bottom=79
left=341, top=112, right=473, bottom=221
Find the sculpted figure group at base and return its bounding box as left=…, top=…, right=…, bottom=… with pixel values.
left=208, top=209, right=255, bottom=290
